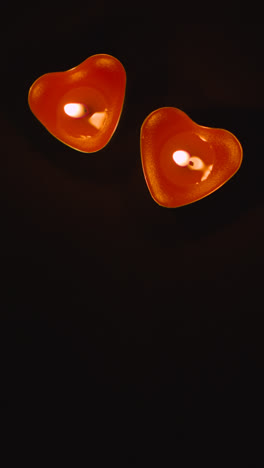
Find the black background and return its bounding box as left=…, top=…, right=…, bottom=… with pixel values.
left=0, top=3, right=263, bottom=458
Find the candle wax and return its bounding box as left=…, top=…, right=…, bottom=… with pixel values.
left=28, top=54, right=126, bottom=153
left=140, top=107, right=243, bottom=208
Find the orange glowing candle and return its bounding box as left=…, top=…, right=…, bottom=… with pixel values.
left=140, top=107, right=243, bottom=208
left=28, top=54, right=126, bottom=153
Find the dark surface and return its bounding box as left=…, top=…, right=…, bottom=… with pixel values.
left=0, top=6, right=263, bottom=454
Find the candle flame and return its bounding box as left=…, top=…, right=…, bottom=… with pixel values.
left=64, top=103, right=88, bottom=118
left=172, top=150, right=190, bottom=166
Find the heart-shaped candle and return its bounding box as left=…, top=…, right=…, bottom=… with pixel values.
left=28, top=54, right=126, bottom=152
left=140, top=107, right=243, bottom=208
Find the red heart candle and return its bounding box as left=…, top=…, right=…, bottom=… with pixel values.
left=140, top=107, right=243, bottom=208
left=28, top=54, right=126, bottom=153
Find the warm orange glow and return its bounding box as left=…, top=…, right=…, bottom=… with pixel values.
left=140, top=107, right=243, bottom=208
left=88, top=111, right=107, bottom=130
left=188, top=156, right=204, bottom=171
left=28, top=54, right=126, bottom=153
